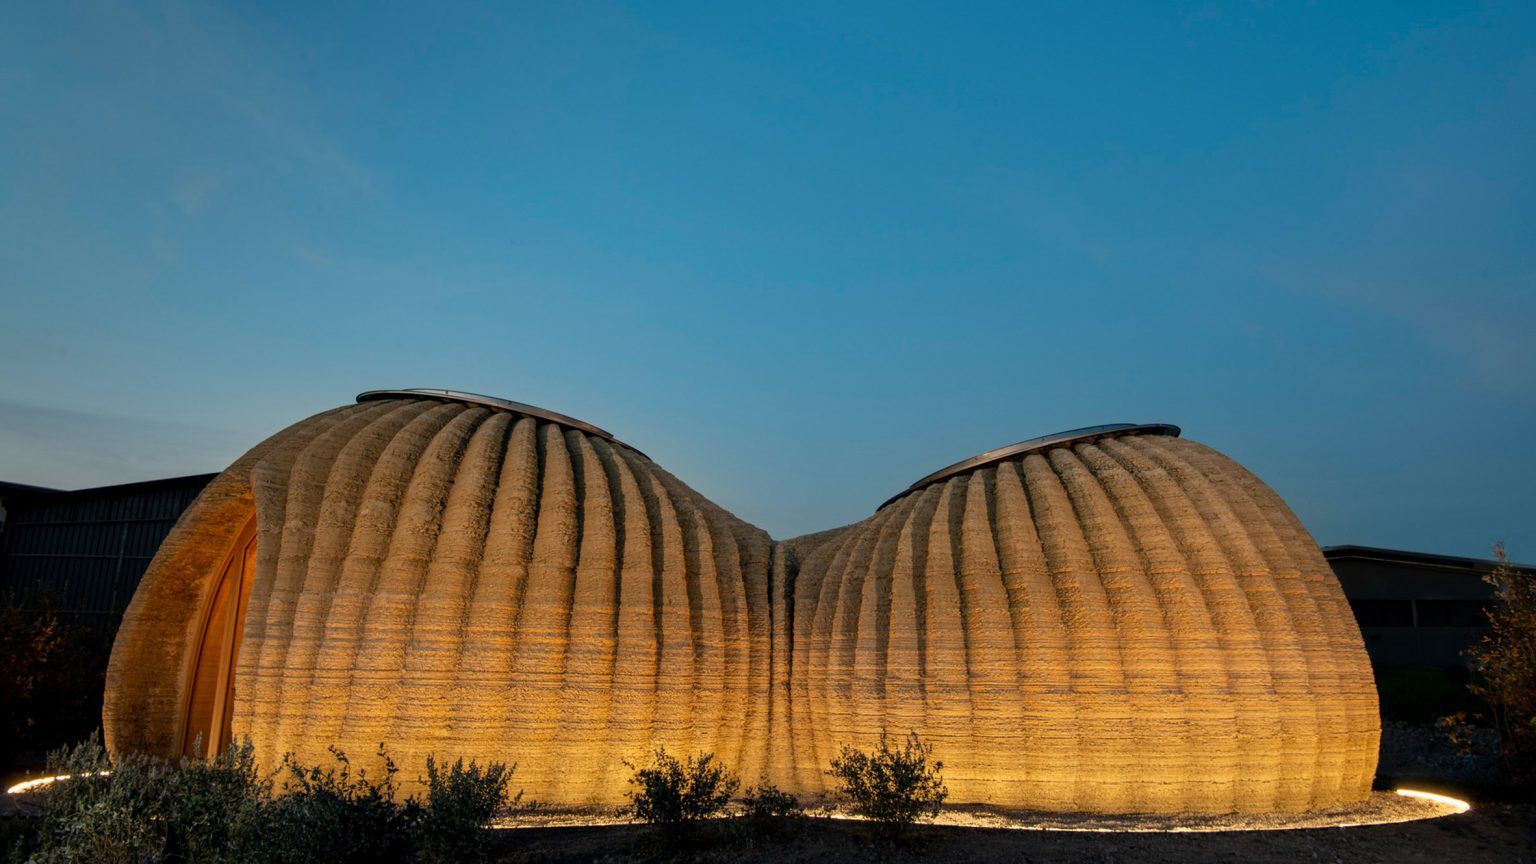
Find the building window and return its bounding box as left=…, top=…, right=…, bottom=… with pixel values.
left=1348, top=598, right=1415, bottom=627
left=1414, top=599, right=1490, bottom=628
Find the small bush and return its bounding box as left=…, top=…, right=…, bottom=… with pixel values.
left=739, top=781, right=803, bottom=820
left=826, top=732, right=947, bottom=832
left=26, top=733, right=267, bottom=864
left=18, top=738, right=527, bottom=863
left=624, top=747, right=739, bottom=829
left=27, top=735, right=163, bottom=864
left=413, top=755, right=523, bottom=864
left=235, top=745, right=416, bottom=864
left=165, top=738, right=270, bottom=863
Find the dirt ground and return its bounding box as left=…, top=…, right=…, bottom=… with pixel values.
left=490, top=802, right=1536, bottom=863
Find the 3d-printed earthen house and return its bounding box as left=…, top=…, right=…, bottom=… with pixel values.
left=105, top=389, right=1380, bottom=814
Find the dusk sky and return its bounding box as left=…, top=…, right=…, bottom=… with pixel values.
left=2, top=1, right=1532, bottom=557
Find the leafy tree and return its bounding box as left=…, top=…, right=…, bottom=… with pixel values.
left=1464, top=542, right=1536, bottom=780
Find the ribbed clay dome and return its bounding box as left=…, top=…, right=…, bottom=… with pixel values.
left=779, top=430, right=1379, bottom=813
left=104, top=390, right=1378, bottom=814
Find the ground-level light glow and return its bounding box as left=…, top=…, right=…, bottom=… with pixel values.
left=1395, top=788, right=1471, bottom=813
left=6, top=772, right=112, bottom=795
left=496, top=790, right=1470, bottom=833
left=6, top=775, right=1471, bottom=830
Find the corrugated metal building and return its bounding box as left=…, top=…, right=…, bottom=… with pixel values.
left=1324, top=544, right=1516, bottom=670
left=0, top=474, right=215, bottom=638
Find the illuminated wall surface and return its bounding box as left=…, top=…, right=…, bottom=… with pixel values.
left=104, top=392, right=1380, bottom=815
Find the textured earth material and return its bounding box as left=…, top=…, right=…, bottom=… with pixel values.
left=104, top=391, right=1380, bottom=814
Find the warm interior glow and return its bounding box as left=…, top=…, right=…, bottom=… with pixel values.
left=6, top=772, right=112, bottom=795
left=1394, top=787, right=1471, bottom=813
left=180, top=516, right=257, bottom=758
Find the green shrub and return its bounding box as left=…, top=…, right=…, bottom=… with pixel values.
left=234, top=745, right=416, bottom=864
left=624, top=747, right=739, bottom=829
left=164, top=738, right=269, bottom=863
left=826, top=732, right=947, bottom=833
left=27, top=737, right=163, bottom=864
left=412, top=755, right=523, bottom=864
left=19, top=737, right=525, bottom=864
left=739, top=781, right=802, bottom=820
left=26, top=733, right=267, bottom=864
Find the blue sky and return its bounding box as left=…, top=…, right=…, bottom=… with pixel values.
left=1, top=1, right=1532, bottom=556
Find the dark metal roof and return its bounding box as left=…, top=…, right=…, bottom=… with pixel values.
left=878, top=422, right=1181, bottom=510
left=356, top=389, right=645, bottom=456
left=0, top=480, right=62, bottom=498
left=0, top=474, right=216, bottom=500
left=1322, top=544, right=1534, bottom=574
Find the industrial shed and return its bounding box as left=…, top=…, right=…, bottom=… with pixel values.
left=1328, top=544, right=1512, bottom=669
left=0, top=474, right=215, bottom=636
left=105, top=389, right=1379, bottom=815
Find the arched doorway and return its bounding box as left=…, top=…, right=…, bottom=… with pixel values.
left=180, top=515, right=257, bottom=757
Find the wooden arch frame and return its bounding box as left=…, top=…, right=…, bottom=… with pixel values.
left=176, top=513, right=257, bottom=757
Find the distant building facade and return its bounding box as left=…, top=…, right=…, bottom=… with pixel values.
left=0, top=474, right=216, bottom=637
left=1325, top=544, right=1515, bottom=670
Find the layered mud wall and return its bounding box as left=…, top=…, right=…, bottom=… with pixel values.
left=780, top=435, right=1379, bottom=813
left=106, top=396, right=1378, bottom=813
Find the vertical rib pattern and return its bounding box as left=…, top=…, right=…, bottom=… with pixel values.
left=110, top=401, right=1376, bottom=815
left=140, top=398, right=771, bottom=805
left=781, top=434, right=1378, bottom=814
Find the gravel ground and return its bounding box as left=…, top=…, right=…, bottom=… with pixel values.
left=506, top=790, right=1466, bottom=833
left=490, top=723, right=1531, bottom=863
left=490, top=803, right=1535, bottom=863
left=1378, top=719, right=1510, bottom=791
left=6, top=722, right=1528, bottom=862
